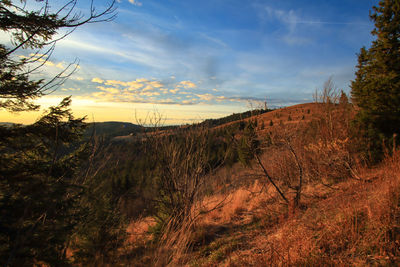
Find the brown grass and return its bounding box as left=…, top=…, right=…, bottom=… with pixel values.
left=124, top=101, right=400, bottom=266
left=227, top=152, right=400, bottom=266
left=148, top=154, right=399, bottom=266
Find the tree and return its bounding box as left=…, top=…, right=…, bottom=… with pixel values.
left=0, top=97, right=88, bottom=266
left=351, top=0, right=400, bottom=160
left=0, top=0, right=116, bottom=112
left=0, top=1, right=117, bottom=265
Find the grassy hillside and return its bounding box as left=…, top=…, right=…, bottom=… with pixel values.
left=60, top=99, right=399, bottom=266
left=118, top=101, right=399, bottom=266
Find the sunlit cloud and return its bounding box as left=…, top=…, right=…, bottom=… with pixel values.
left=104, top=80, right=128, bottom=87
left=178, top=81, right=197, bottom=89
left=61, top=87, right=80, bottom=91
left=92, top=77, right=104, bottom=84
left=140, top=91, right=160, bottom=97
left=149, top=81, right=164, bottom=88
left=18, top=54, right=69, bottom=69
left=195, top=93, right=214, bottom=101
left=98, top=86, right=120, bottom=94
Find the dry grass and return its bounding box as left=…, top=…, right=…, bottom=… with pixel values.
left=147, top=153, right=400, bottom=266
left=123, top=101, right=400, bottom=266
left=228, top=152, right=400, bottom=266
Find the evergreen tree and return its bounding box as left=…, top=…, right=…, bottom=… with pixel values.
left=0, top=97, right=88, bottom=265
left=0, top=1, right=116, bottom=265
left=339, top=90, right=349, bottom=106
left=351, top=0, right=400, bottom=160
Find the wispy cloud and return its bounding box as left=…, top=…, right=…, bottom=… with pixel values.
left=129, top=0, right=142, bottom=6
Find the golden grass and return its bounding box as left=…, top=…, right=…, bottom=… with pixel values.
left=126, top=217, right=156, bottom=244
left=124, top=102, right=399, bottom=266
left=227, top=152, right=400, bottom=266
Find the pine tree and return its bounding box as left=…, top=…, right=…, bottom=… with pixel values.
left=351, top=0, right=400, bottom=160
left=0, top=97, right=89, bottom=265
left=0, top=1, right=116, bottom=265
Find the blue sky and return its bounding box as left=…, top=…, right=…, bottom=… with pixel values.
left=2, top=0, right=379, bottom=124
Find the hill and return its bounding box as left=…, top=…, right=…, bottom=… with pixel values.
left=60, top=100, right=400, bottom=266
left=121, top=101, right=399, bottom=266
left=83, top=121, right=143, bottom=139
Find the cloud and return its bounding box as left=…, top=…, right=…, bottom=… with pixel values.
left=127, top=81, right=144, bottom=91
left=92, top=77, right=104, bottom=84
left=105, top=80, right=129, bottom=87
left=142, top=85, right=155, bottom=91
left=140, top=91, right=160, bottom=97
left=61, top=87, right=80, bottom=91
left=181, top=100, right=194, bottom=105
left=86, top=76, right=237, bottom=106
left=98, top=86, right=120, bottom=94
left=178, top=81, right=197, bottom=89
left=262, top=6, right=312, bottom=45
left=195, top=93, right=214, bottom=101
left=129, top=0, right=142, bottom=6
left=149, top=81, right=164, bottom=88
left=55, top=62, right=65, bottom=69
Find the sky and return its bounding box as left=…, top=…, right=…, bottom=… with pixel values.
left=1, top=0, right=379, bottom=125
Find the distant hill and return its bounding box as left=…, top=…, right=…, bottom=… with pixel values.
left=84, top=121, right=143, bottom=139
left=0, top=122, right=19, bottom=128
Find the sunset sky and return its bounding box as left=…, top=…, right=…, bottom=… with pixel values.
left=1, top=0, right=378, bottom=125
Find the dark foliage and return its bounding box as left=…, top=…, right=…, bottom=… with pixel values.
left=351, top=0, right=400, bottom=161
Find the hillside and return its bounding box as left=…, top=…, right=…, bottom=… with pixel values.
left=142, top=154, right=398, bottom=266
left=122, top=102, right=399, bottom=266
left=83, top=121, right=143, bottom=139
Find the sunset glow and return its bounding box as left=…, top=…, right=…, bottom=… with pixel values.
left=1, top=0, right=378, bottom=124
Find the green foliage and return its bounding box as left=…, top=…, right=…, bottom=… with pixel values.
left=351, top=0, right=400, bottom=160
left=71, top=181, right=127, bottom=266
